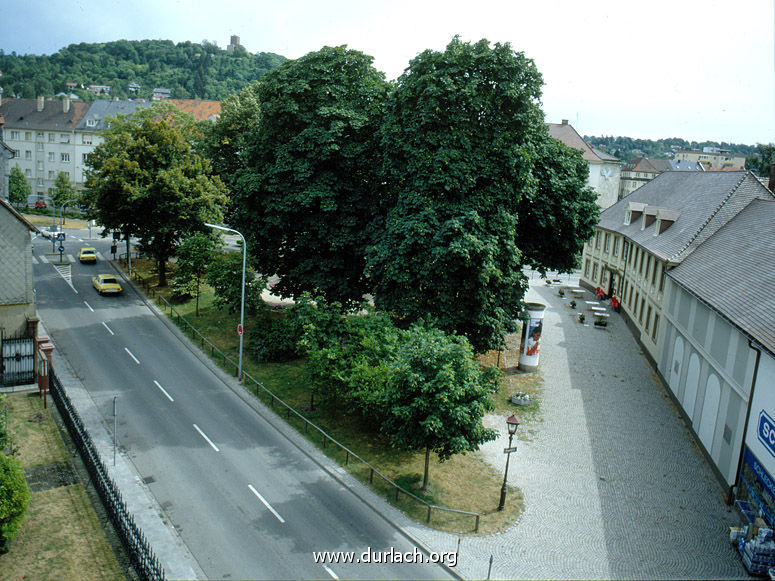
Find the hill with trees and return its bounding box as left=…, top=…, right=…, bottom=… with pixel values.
left=0, top=39, right=286, bottom=101
left=584, top=135, right=759, bottom=165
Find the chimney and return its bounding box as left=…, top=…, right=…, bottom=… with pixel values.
left=561, top=119, right=568, bottom=125
left=37, top=95, right=45, bottom=111
left=63, top=97, right=70, bottom=113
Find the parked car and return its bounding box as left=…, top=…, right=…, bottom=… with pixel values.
left=78, top=247, right=97, bottom=263
left=92, top=274, right=122, bottom=295
left=25, top=200, right=47, bottom=209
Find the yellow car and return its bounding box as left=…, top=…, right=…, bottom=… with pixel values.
left=92, top=274, right=123, bottom=295
left=78, top=247, right=98, bottom=264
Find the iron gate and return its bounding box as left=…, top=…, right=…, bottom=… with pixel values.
left=1, top=335, right=35, bottom=386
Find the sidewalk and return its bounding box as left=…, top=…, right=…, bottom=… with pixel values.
left=401, top=274, right=747, bottom=580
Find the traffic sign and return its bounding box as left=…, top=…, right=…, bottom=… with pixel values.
left=503, top=446, right=518, bottom=454
left=237, top=324, right=243, bottom=336
left=58, top=245, right=65, bottom=253
left=56, top=232, right=66, bottom=241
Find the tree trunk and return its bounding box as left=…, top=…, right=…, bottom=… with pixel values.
left=422, top=447, right=430, bottom=491
left=158, top=257, right=168, bottom=287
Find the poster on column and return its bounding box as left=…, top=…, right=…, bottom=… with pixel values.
left=519, top=302, right=546, bottom=371
left=745, top=354, right=775, bottom=485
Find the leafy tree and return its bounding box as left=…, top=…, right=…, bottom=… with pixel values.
left=8, top=166, right=30, bottom=206
left=368, top=37, right=546, bottom=353
left=0, top=453, right=30, bottom=554
left=51, top=171, right=79, bottom=210
left=379, top=323, right=498, bottom=490
left=517, top=131, right=599, bottom=274
left=172, top=232, right=216, bottom=314
left=84, top=114, right=228, bottom=286
left=201, top=83, right=262, bottom=193
left=746, top=143, right=775, bottom=177
left=206, top=251, right=266, bottom=315
left=233, top=46, right=390, bottom=306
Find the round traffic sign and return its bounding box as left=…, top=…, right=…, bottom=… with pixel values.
left=58, top=245, right=65, bottom=252
left=237, top=324, right=243, bottom=336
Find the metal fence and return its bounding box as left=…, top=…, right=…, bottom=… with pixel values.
left=0, top=333, right=35, bottom=387
left=50, top=371, right=166, bottom=581
left=131, top=270, right=481, bottom=532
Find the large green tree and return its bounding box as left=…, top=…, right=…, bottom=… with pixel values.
left=84, top=112, right=228, bottom=286
left=0, top=453, right=30, bottom=553
left=368, top=37, right=546, bottom=353
left=232, top=46, right=391, bottom=306
left=51, top=171, right=79, bottom=211
left=8, top=166, right=30, bottom=206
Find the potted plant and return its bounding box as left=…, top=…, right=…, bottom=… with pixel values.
left=578, top=312, right=585, bottom=323
left=558, top=288, right=565, bottom=297
left=570, top=300, right=576, bottom=309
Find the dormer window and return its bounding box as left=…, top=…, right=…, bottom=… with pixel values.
left=86, top=119, right=97, bottom=127
left=625, top=202, right=645, bottom=225
left=641, top=206, right=659, bottom=230
left=654, top=209, right=681, bottom=235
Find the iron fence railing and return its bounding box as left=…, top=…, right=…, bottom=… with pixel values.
left=50, top=371, right=166, bottom=581
left=130, top=269, right=481, bottom=532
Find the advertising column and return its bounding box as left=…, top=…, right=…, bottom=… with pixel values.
left=519, top=302, right=546, bottom=372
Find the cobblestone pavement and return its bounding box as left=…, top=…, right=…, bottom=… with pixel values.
left=403, top=275, right=748, bottom=580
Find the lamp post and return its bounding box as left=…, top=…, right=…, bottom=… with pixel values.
left=206, top=223, right=246, bottom=382
left=498, top=414, right=521, bottom=511
left=60, top=199, right=76, bottom=226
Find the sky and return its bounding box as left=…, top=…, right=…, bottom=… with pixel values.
left=1, top=0, right=773, bottom=145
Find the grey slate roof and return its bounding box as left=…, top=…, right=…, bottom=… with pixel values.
left=76, top=100, right=152, bottom=132
left=598, top=171, right=774, bottom=263
left=0, top=98, right=90, bottom=131
left=667, top=198, right=775, bottom=357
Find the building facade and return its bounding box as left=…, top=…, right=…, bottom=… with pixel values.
left=579, top=171, right=774, bottom=363
left=673, top=147, right=746, bottom=171
left=0, top=97, right=221, bottom=200
left=548, top=120, right=622, bottom=209
left=0, top=197, right=39, bottom=337
left=657, top=199, right=775, bottom=505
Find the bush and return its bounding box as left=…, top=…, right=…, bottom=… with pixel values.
left=0, top=453, right=30, bottom=553
left=249, top=312, right=305, bottom=363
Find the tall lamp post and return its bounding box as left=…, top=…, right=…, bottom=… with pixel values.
left=206, top=223, right=246, bottom=382
left=498, top=414, right=521, bottom=511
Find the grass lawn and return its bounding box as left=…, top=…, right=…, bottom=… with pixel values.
left=0, top=393, right=124, bottom=580
left=123, top=258, right=541, bottom=534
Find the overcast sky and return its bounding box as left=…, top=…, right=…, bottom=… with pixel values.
left=2, top=0, right=772, bottom=145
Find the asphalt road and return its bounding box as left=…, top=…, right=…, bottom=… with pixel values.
left=32, top=228, right=454, bottom=581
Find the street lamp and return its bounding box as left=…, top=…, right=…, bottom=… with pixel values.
left=60, top=199, right=77, bottom=226
left=498, top=414, right=521, bottom=511
left=205, top=222, right=246, bottom=382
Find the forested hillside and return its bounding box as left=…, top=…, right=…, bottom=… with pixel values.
left=0, top=39, right=286, bottom=101
left=585, top=134, right=758, bottom=163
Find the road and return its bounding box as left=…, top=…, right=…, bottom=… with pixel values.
left=32, top=228, right=454, bottom=581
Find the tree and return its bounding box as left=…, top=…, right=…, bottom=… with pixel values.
left=0, top=453, right=30, bottom=554
left=516, top=131, right=599, bottom=274
left=746, top=143, right=775, bottom=177
left=232, top=46, right=390, bottom=306
left=201, top=83, right=262, bottom=193
left=206, top=251, right=266, bottom=315
left=379, top=323, right=498, bottom=490
left=172, top=232, right=216, bottom=315
left=8, top=166, right=30, bottom=206
left=51, top=171, right=79, bottom=211
left=84, top=114, right=229, bottom=286
left=368, top=37, right=546, bottom=353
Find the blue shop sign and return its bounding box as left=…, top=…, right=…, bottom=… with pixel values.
left=758, top=410, right=775, bottom=460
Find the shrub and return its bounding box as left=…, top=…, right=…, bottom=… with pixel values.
left=249, top=311, right=305, bottom=363
left=0, top=453, right=30, bottom=553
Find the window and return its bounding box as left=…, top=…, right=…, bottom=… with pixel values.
left=612, top=237, right=620, bottom=257
left=25, top=131, right=32, bottom=140
left=13, top=150, right=19, bottom=158
left=36, top=178, right=44, bottom=187
left=86, top=119, right=97, bottom=128
left=48, top=170, right=56, bottom=179
left=639, top=297, right=645, bottom=323
left=25, top=150, right=32, bottom=160
left=82, top=153, right=89, bottom=163
left=59, top=134, right=71, bottom=144
left=645, top=255, right=651, bottom=279
left=595, top=231, right=601, bottom=249
left=48, top=152, right=55, bottom=162
left=48, top=133, right=56, bottom=142
left=652, top=314, right=660, bottom=341
left=651, top=262, right=659, bottom=286
left=604, top=233, right=611, bottom=253
left=659, top=270, right=666, bottom=293
left=584, top=259, right=590, bottom=278
left=37, top=161, right=43, bottom=170
left=62, top=171, right=70, bottom=180
left=36, top=132, right=44, bottom=139
left=82, top=134, right=93, bottom=145
left=592, top=262, right=599, bottom=281
left=645, top=305, right=652, bottom=333
left=25, top=169, right=31, bottom=178
left=36, top=142, right=44, bottom=151
left=61, top=153, right=70, bottom=163
left=10, top=130, right=20, bottom=140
